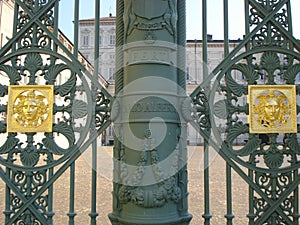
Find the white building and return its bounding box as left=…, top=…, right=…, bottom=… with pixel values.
left=79, top=14, right=116, bottom=83
left=0, top=5, right=298, bottom=146
left=78, top=15, right=247, bottom=145
left=0, top=0, right=14, bottom=48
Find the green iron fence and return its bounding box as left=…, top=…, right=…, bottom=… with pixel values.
left=190, top=0, right=300, bottom=224
left=0, top=0, right=300, bottom=225
left=0, top=0, right=112, bottom=224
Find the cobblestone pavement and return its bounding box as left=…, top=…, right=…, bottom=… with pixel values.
left=0, top=146, right=250, bottom=225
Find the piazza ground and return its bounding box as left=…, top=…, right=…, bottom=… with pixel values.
left=0, top=146, right=253, bottom=225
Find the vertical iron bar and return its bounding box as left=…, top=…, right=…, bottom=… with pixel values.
left=225, top=164, right=234, bottom=225
left=294, top=170, right=299, bottom=224
left=289, top=2, right=298, bottom=221
left=287, top=0, right=293, bottom=34
left=52, top=1, right=59, bottom=58
left=67, top=1, right=79, bottom=224
left=286, top=0, right=299, bottom=217
left=245, top=0, right=250, bottom=53
left=223, top=1, right=234, bottom=224
left=245, top=1, right=255, bottom=224
left=202, top=0, right=208, bottom=81
left=223, top=0, right=229, bottom=57
left=202, top=0, right=211, bottom=224
left=4, top=2, right=18, bottom=222
left=5, top=3, right=17, bottom=217
left=73, top=0, right=79, bottom=57
left=286, top=1, right=294, bottom=51
left=4, top=168, right=12, bottom=224
left=68, top=164, right=76, bottom=225
left=287, top=2, right=298, bottom=223
left=93, top=0, right=100, bottom=75
left=194, top=39, right=197, bottom=83
left=12, top=1, right=18, bottom=39
left=90, top=137, right=99, bottom=225
left=90, top=0, right=100, bottom=224
left=47, top=168, right=54, bottom=224
left=12, top=1, right=18, bottom=54
left=247, top=169, right=255, bottom=225
left=47, top=2, right=59, bottom=224
left=203, top=143, right=211, bottom=225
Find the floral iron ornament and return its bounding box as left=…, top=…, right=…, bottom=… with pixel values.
left=248, top=85, right=297, bottom=133
left=7, top=85, right=53, bottom=132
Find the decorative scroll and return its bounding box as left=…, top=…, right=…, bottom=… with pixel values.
left=95, top=89, right=111, bottom=128
left=190, top=89, right=210, bottom=132
left=124, top=0, right=177, bottom=41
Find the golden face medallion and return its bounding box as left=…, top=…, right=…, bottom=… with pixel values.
left=7, top=85, right=53, bottom=132
left=248, top=85, right=297, bottom=133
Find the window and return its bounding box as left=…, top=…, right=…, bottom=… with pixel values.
left=82, top=35, right=89, bottom=46
left=108, top=67, right=115, bottom=80
left=109, top=35, right=116, bottom=45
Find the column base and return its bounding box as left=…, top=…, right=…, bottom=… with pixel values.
left=108, top=213, right=192, bottom=225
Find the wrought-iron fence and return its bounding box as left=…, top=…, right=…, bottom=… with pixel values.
left=0, top=0, right=300, bottom=225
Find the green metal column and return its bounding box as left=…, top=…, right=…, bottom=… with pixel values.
left=109, top=0, right=192, bottom=224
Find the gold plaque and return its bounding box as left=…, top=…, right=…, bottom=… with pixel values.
left=248, top=85, right=297, bottom=133
left=7, top=85, right=54, bottom=132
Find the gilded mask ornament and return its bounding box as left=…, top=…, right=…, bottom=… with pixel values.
left=7, top=85, right=53, bottom=132
left=248, top=85, right=297, bottom=133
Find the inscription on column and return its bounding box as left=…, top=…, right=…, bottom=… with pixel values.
left=123, top=42, right=177, bottom=66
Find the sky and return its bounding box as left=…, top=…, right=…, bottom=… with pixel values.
left=58, top=0, right=300, bottom=41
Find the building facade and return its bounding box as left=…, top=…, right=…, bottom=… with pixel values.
left=79, top=14, right=116, bottom=83
left=78, top=15, right=248, bottom=145
left=0, top=0, right=14, bottom=48
left=1, top=7, right=298, bottom=146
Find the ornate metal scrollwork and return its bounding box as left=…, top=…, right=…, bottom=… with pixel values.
left=0, top=1, right=112, bottom=224
left=95, top=90, right=111, bottom=128
left=190, top=0, right=300, bottom=223
left=190, top=88, right=210, bottom=132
